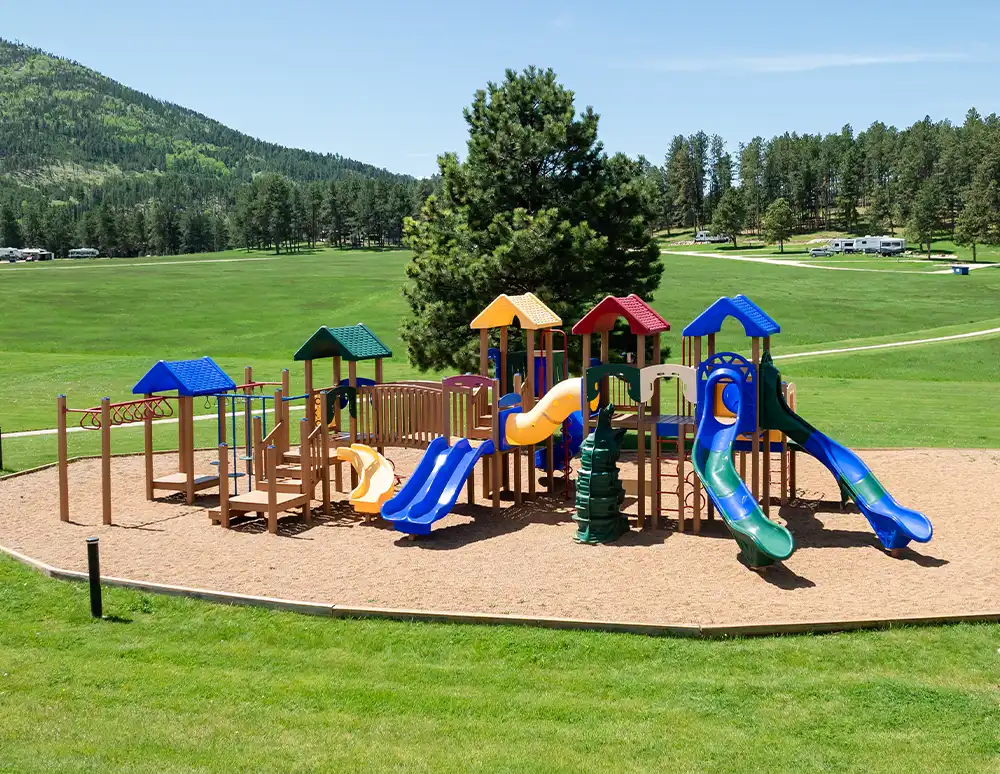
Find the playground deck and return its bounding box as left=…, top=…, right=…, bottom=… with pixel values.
left=1, top=447, right=996, bottom=628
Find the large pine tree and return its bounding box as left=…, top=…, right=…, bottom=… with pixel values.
left=402, top=67, right=663, bottom=372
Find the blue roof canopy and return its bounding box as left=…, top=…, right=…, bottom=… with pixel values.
left=682, top=295, right=780, bottom=338
left=132, top=357, right=236, bottom=397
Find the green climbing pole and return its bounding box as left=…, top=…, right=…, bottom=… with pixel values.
left=573, top=404, right=629, bottom=544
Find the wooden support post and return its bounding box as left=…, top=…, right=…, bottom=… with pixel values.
left=177, top=395, right=187, bottom=475
left=466, top=392, right=475, bottom=505
left=676, top=426, right=685, bottom=533
left=491, top=380, right=501, bottom=514
left=266, top=445, right=278, bottom=534
left=332, top=357, right=343, bottom=493
left=320, top=392, right=331, bottom=515
left=599, top=329, right=610, bottom=406
left=100, top=397, right=112, bottom=525
left=545, top=329, right=555, bottom=493
left=183, top=396, right=195, bottom=505
left=143, top=393, right=154, bottom=501
left=300, top=418, right=312, bottom=524
left=57, top=395, right=69, bottom=522
left=281, top=369, right=291, bottom=453
left=636, top=333, right=646, bottom=528
left=479, top=329, right=489, bottom=377
left=218, top=443, right=230, bottom=528
left=513, top=374, right=523, bottom=506
left=650, top=421, right=659, bottom=530
left=525, top=329, right=536, bottom=501
left=652, top=334, right=662, bottom=416
left=348, top=361, right=358, bottom=489
left=751, top=337, right=761, bottom=507
left=499, top=327, right=508, bottom=393
left=253, top=416, right=263, bottom=484
left=304, top=359, right=314, bottom=405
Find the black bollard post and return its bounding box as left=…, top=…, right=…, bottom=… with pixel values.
left=86, top=537, right=103, bottom=619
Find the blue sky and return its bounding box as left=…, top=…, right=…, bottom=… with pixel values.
left=3, top=0, right=997, bottom=177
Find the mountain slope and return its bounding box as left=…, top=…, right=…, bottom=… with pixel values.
left=0, top=39, right=404, bottom=191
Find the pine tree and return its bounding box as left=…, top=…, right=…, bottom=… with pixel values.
left=403, top=67, right=662, bottom=372
left=0, top=204, right=23, bottom=248
left=761, top=197, right=795, bottom=252
left=710, top=187, right=745, bottom=248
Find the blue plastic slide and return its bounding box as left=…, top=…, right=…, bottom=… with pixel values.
left=381, top=438, right=495, bottom=535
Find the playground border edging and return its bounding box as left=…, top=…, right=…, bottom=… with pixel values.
left=3, top=542, right=999, bottom=639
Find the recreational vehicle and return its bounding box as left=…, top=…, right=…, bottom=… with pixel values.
left=0, top=247, right=22, bottom=261
left=828, top=238, right=855, bottom=253
left=694, top=230, right=729, bottom=244
left=878, top=237, right=906, bottom=255
left=853, top=236, right=884, bottom=254
left=69, top=248, right=100, bottom=259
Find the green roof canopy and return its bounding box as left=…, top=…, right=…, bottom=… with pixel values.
left=293, top=324, right=392, bottom=362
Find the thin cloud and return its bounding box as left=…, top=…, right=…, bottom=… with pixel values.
left=630, top=51, right=973, bottom=74
left=550, top=11, right=573, bottom=30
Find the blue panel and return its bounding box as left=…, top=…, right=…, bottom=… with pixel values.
left=682, top=295, right=780, bottom=338
left=132, top=357, right=235, bottom=396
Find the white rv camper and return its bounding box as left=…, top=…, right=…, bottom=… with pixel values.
left=828, top=238, right=855, bottom=253
left=878, top=237, right=906, bottom=255
left=853, top=236, right=884, bottom=254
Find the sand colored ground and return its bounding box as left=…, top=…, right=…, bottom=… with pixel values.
left=1, top=447, right=998, bottom=626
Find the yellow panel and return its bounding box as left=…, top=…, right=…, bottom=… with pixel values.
left=470, top=292, right=561, bottom=330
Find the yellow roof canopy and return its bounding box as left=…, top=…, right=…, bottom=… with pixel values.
left=470, top=293, right=562, bottom=330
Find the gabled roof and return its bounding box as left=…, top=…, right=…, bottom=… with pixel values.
left=293, top=324, right=392, bottom=362
left=132, top=357, right=235, bottom=397
left=572, top=294, right=671, bottom=335
left=470, top=293, right=561, bottom=330
left=682, top=295, right=780, bottom=338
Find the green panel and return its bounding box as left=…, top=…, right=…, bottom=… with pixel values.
left=583, top=364, right=642, bottom=403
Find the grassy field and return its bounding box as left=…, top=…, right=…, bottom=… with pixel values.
left=1, top=556, right=998, bottom=773
left=2, top=244, right=1000, bottom=471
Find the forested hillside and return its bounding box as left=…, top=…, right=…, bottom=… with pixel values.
left=0, top=39, right=429, bottom=256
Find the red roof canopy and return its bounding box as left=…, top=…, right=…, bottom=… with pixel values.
left=572, top=294, right=670, bottom=336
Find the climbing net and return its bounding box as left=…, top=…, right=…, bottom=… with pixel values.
left=74, top=396, right=174, bottom=429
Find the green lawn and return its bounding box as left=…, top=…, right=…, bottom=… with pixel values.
left=3, top=245, right=1000, bottom=471
left=1, top=556, right=998, bottom=773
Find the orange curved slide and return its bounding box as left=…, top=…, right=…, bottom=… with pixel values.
left=503, top=378, right=597, bottom=447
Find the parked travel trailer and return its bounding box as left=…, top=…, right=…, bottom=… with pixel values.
left=69, top=248, right=100, bottom=259
left=828, top=238, right=855, bottom=253
left=878, top=237, right=906, bottom=255
left=694, top=230, right=729, bottom=244
left=0, top=247, right=22, bottom=261
left=853, top=236, right=886, bottom=254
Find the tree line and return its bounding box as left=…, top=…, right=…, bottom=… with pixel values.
left=0, top=174, right=433, bottom=257
left=655, top=109, right=1000, bottom=258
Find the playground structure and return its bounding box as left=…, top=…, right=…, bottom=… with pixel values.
left=53, top=293, right=933, bottom=568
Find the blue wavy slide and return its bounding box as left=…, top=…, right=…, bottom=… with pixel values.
left=381, top=437, right=495, bottom=535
